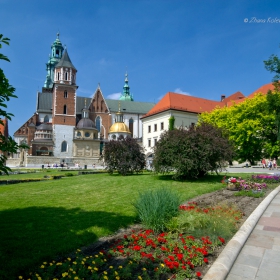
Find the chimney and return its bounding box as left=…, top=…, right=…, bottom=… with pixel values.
left=221, top=95, right=226, bottom=101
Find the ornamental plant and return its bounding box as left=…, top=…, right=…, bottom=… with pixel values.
left=133, top=187, right=181, bottom=233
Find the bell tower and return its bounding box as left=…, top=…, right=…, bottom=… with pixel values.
left=52, top=47, right=78, bottom=157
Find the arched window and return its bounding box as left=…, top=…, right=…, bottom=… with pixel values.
left=129, top=118, right=134, bottom=136
left=44, top=115, right=49, bottom=123
left=64, top=90, right=68, bottom=98
left=63, top=105, right=67, bottom=114
left=61, top=141, right=67, bottom=152
left=65, top=72, right=68, bottom=80
left=57, top=72, right=60, bottom=80
left=96, top=116, right=101, bottom=132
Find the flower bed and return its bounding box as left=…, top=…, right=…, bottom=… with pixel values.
left=221, top=176, right=267, bottom=192
left=20, top=203, right=243, bottom=280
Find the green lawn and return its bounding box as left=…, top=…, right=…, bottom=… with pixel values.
left=0, top=171, right=248, bottom=279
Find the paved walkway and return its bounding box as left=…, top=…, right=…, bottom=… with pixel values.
left=203, top=184, right=280, bottom=280
left=226, top=190, right=280, bottom=280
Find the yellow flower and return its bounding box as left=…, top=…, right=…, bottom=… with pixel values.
left=43, top=262, right=47, bottom=265
left=138, top=277, right=142, bottom=280
left=103, top=271, right=108, bottom=275
left=81, top=261, right=85, bottom=265
left=77, top=249, right=81, bottom=252
left=109, top=266, right=113, bottom=269
left=19, top=277, right=23, bottom=279
left=94, top=267, right=98, bottom=271
left=115, top=271, right=118, bottom=275
left=67, top=258, right=71, bottom=261
left=160, top=263, right=165, bottom=267
left=88, top=266, right=92, bottom=270
left=92, top=261, right=95, bottom=264
left=40, top=265, right=44, bottom=268
left=74, top=277, right=79, bottom=280
left=62, top=272, right=68, bottom=277
left=73, top=261, right=77, bottom=265
left=49, top=263, right=53, bottom=266
left=103, top=276, right=108, bottom=280
left=142, top=268, right=146, bottom=271
left=95, top=255, right=99, bottom=258
left=99, top=251, right=104, bottom=255
left=116, top=277, right=120, bottom=280
left=118, top=265, right=123, bottom=269
left=103, top=258, right=107, bottom=262
left=56, top=262, right=62, bottom=266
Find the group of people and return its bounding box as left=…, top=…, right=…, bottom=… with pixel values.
left=261, top=158, right=277, bottom=170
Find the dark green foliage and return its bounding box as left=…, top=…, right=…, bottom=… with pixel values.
left=104, top=136, right=146, bottom=175
left=168, top=116, right=175, bottom=130
left=0, top=34, right=29, bottom=174
left=153, top=123, right=234, bottom=179
left=133, top=187, right=181, bottom=232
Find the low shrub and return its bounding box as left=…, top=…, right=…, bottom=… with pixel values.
left=235, top=189, right=265, bottom=198
left=133, top=188, right=181, bottom=233
left=166, top=202, right=243, bottom=240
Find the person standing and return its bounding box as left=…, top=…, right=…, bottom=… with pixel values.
left=261, top=158, right=266, bottom=168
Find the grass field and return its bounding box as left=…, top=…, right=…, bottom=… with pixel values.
left=0, top=170, right=251, bottom=279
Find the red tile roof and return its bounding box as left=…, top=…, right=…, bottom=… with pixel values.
left=247, top=83, right=275, bottom=98
left=142, top=91, right=247, bottom=119
left=142, top=83, right=275, bottom=119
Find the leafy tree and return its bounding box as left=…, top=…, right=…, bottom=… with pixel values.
left=104, top=136, right=146, bottom=175
left=153, top=123, right=234, bottom=179
left=0, top=34, right=28, bottom=174
left=199, top=93, right=279, bottom=164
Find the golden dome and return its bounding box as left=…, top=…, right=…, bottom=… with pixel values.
left=109, top=122, right=131, bottom=134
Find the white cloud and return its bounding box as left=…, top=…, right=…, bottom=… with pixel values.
left=107, top=92, right=121, bottom=99
left=173, top=88, right=191, bottom=95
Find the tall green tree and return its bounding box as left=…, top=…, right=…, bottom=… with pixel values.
left=104, top=136, right=146, bottom=175
left=0, top=34, right=28, bottom=174
left=199, top=93, right=279, bottom=164
left=153, top=123, right=234, bottom=179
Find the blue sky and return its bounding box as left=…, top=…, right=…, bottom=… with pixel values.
left=1, top=0, right=280, bottom=135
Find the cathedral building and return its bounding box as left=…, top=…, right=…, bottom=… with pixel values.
left=12, top=34, right=155, bottom=166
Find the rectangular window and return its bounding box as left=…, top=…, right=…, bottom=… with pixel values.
left=154, top=124, right=157, bottom=132
left=154, top=138, right=157, bottom=146
left=148, top=125, right=151, bottom=133
left=148, top=139, right=151, bottom=147
left=160, top=122, right=164, bottom=130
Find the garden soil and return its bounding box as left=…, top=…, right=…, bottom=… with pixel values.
left=79, top=188, right=273, bottom=279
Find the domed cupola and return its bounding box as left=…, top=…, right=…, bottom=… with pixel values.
left=75, top=99, right=98, bottom=139
left=108, top=102, right=131, bottom=140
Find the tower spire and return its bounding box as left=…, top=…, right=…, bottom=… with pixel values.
left=119, top=72, right=134, bottom=101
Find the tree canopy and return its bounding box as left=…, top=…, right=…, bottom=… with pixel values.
left=0, top=34, right=28, bottom=174
left=199, top=93, right=279, bottom=164
left=103, top=136, right=146, bottom=175
left=153, top=123, right=234, bottom=179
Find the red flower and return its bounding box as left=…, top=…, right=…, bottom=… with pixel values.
left=203, top=257, right=208, bottom=263
left=196, top=271, right=201, bottom=277
left=218, top=236, right=225, bottom=243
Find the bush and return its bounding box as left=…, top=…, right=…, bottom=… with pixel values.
left=133, top=187, right=181, bottom=233
left=153, top=123, right=234, bottom=179
left=104, top=136, right=146, bottom=176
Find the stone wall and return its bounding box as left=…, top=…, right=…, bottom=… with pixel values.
left=6, top=156, right=102, bottom=168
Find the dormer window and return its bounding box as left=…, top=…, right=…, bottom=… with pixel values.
left=65, top=72, right=68, bottom=80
